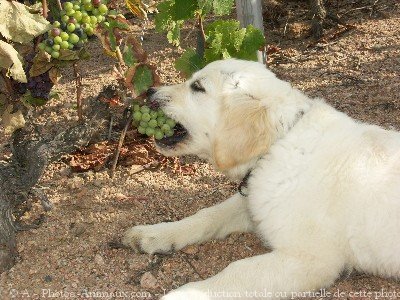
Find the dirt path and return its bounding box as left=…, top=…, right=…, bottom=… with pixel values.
left=1, top=1, right=399, bottom=299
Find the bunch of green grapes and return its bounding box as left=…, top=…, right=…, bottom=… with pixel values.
left=132, top=103, right=176, bottom=140
left=38, top=0, right=110, bottom=58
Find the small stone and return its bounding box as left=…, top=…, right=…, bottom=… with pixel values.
left=93, top=180, right=102, bottom=187
left=140, top=272, right=158, bottom=289
left=181, top=245, right=199, bottom=255
left=44, top=275, right=53, bottom=282
left=94, top=254, right=105, bottom=266
left=70, top=223, right=87, bottom=237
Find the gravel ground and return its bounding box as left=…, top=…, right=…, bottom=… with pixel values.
left=1, top=0, right=399, bottom=299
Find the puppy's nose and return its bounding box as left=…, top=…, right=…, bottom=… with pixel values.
left=146, top=87, right=157, bottom=98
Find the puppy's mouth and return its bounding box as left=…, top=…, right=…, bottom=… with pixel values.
left=155, top=123, right=188, bottom=148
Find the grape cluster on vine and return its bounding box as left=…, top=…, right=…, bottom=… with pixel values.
left=132, top=102, right=176, bottom=140
left=38, top=0, right=110, bottom=59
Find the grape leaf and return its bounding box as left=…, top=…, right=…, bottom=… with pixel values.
left=125, top=0, right=148, bottom=19
left=95, top=15, right=131, bottom=52
left=198, top=0, right=234, bottom=16
left=125, top=64, right=159, bottom=97
left=1, top=105, right=25, bottom=134
left=173, top=0, right=197, bottom=20
left=0, top=41, right=27, bottom=83
left=175, top=48, right=205, bottom=78
left=204, top=20, right=265, bottom=63
left=0, top=0, right=51, bottom=44
left=30, top=50, right=53, bottom=77
left=122, top=35, right=147, bottom=66
left=155, top=0, right=183, bottom=46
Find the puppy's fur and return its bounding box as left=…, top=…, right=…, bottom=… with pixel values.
left=122, top=59, right=400, bottom=299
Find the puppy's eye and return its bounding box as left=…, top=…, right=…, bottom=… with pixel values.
left=190, top=80, right=206, bottom=93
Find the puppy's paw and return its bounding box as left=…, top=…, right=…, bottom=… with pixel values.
left=121, top=223, right=178, bottom=254
left=161, top=284, right=210, bottom=300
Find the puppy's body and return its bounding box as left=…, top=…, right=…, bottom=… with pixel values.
left=122, top=60, right=400, bottom=299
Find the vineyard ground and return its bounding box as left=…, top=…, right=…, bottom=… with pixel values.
left=1, top=0, right=399, bottom=298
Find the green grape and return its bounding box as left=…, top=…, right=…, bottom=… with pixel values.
left=73, top=4, right=80, bottom=10
left=67, top=23, right=76, bottom=32
left=165, top=130, right=174, bottom=137
left=148, top=119, right=158, bottom=128
left=73, top=11, right=83, bottom=22
left=157, top=116, right=166, bottom=126
left=81, top=11, right=88, bottom=16
left=157, top=109, right=165, bottom=117
left=142, top=113, right=151, bottom=122
left=60, top=32, right=69, bottom=41
left=150, top=111, right=158, bottom=119
left=51, top=51, right=60, bottom=58
left=90, top=15, right=97, bottom=24
left=138, top=126, right=146, bottom=134
left=85, top=26, right=94, bottom=36
left=60, top=41, right=69, bottom=49
left=133, top=111, right=142, bottom=121
left=54, top=36, right=63, bottom=44
left=82, top=0, right=91, bottom=4
left=53, top=21, right=61, bottom=28
left=96, top=15, right=104, bottom=23
left=166, top=118, right=176, bottom=128
left=154, top=129, right=164, bottom=140
left=68, top=33, right=80, bottom=44
left=140, top=105, right=150, bottom=114
left=133, top=104, right=140, bottom=111
left=139, top=120, right=148, bottom=128
left=66, top=9, right=75, bottom=16
left=61, top=15, right=70, bottom=23
left=161, top=124, right=171, bottom=132
left=98, top=3, right=108, bottom=14
left=82, top=15, right=91, bottom=24
left=52, top=44, right=61, bottom=51
left=38, top=43, right=46, bottom=50
left=84, top=3, right=93, bottom=11
left=145, top=127, right=155, bottom=137
left=68, top=43, right=74, bottom=50
left=45, top=46, right=53, bottom=53
left=63, top=2, right=73, bottom=10
left=92, top=8, right=99, bottom=16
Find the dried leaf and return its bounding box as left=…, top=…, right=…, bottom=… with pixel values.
left=30, top=50, right=53, bottom=77
left=95, top=14, right=131, bottom=53
left=125, top=0, right=148, bottom=19
left=48, top=67, right=61, bottom=84
left=0, top=40, right=27, bottom=83
left=122, top=35, right=147, bottom=66
left=0, top=0, right=51, bottom=44
left=1, top=105, right=25, bottom=134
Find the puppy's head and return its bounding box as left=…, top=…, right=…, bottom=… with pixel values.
left=150, top=59, right=284, bottom=173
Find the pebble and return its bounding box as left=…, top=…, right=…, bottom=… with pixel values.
left=140, top=272, right=158, bottom=289
left=94, top=254, right=105, bottom=266
left=181, top=245, right=199, bottom=255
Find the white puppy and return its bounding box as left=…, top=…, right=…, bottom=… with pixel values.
left=122, top=59, right=400, bottom=299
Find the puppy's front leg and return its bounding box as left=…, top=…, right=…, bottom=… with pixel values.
left=163, top=251, right=343, bottom=300
left=122, top=193, right=253, bottom=254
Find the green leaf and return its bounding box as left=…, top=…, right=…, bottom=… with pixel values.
left=155, top=0, right=183, bottom=46
left=0, top=0, right=51, bottom=44
left=204, top=20, right=265, bottom=63
left=173, top=0, right=197, bottom=20
left=198, top=0, right=234, bottom=16
left=122, top=44, right=137, bottom=67
left=175, top=48, right=205, bottom=78
left=237, top=25, right=265, bottom=60
left=133, top=65, right=154, bottom=96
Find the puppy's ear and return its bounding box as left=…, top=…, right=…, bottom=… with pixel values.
left=212, top=95, right=274, bottom=171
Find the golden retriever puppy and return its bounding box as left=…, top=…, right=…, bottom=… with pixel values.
left=122, top=59, right=400, bottom=299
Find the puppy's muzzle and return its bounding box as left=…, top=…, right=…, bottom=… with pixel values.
left=146, top=87, right=160, bottom=110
